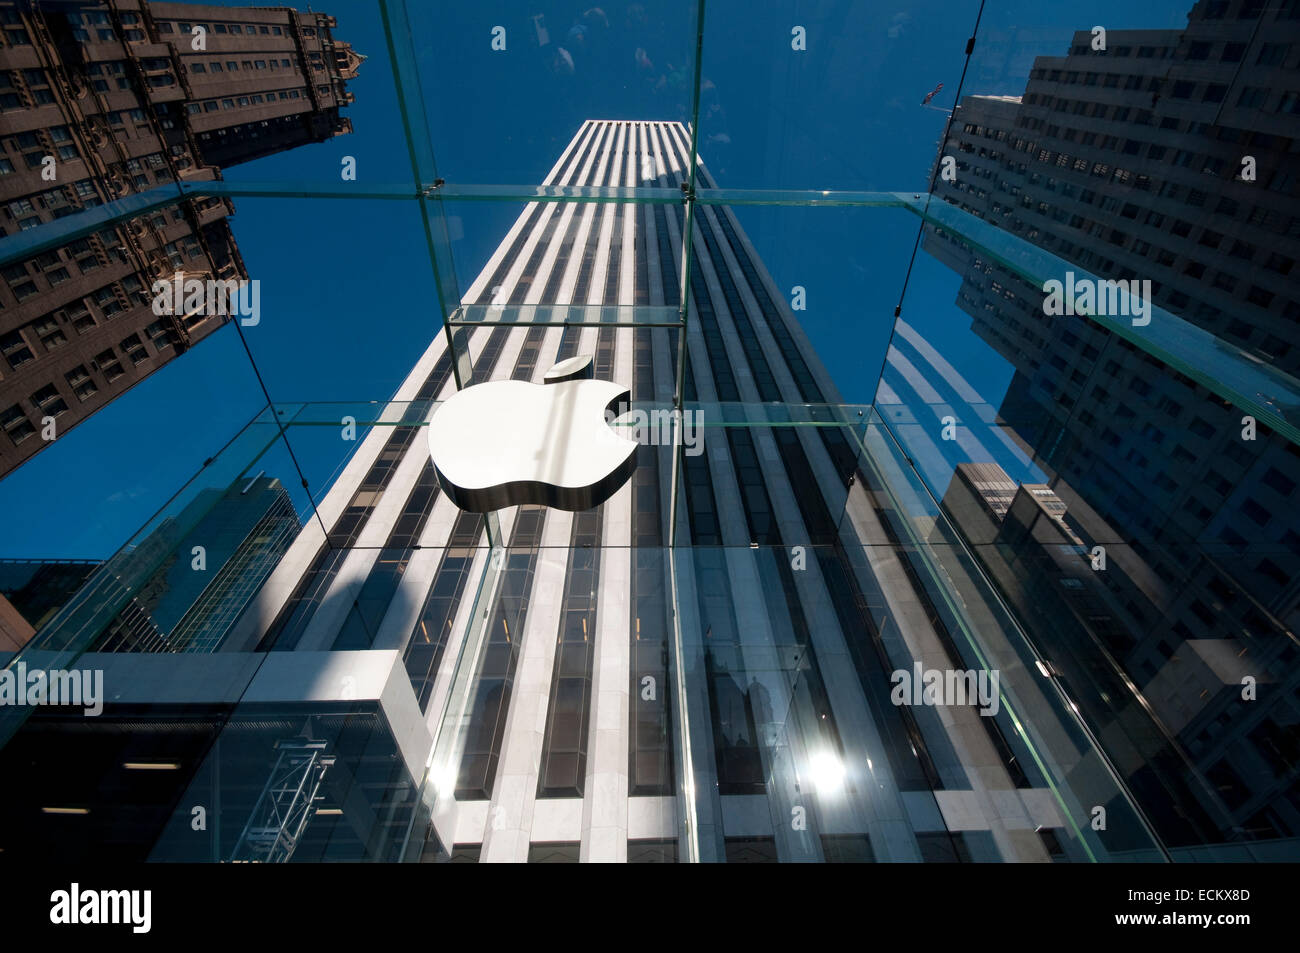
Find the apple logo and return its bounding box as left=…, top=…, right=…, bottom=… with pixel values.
left=427, top=354, right=638, bottom=512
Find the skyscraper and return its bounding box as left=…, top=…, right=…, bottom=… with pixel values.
left=1, top=119, right=1150, bottom=864
left=923, top=1, right=1300, bottom=849
left=0, top=557, right=99, bottom=649
left=0, top=1, right=360, bottom=476
left=89, top=473, right=299, bottom=653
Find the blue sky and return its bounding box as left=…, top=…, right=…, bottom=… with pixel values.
left=0, top=0, right=1197, bottom=559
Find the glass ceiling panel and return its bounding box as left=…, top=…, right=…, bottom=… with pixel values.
left=405, top=1, right=703, bottom=186
left=1, top=0, right=1297, bottom=868
left=697, top=0, right=982, bottom=191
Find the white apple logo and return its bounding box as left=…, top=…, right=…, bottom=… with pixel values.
left=427, top=355, right=638, bottom=512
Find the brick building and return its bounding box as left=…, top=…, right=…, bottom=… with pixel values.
left=0, top=1, right=360, bottom=476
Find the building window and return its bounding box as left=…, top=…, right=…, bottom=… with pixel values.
left=65, top=365, right=97, bottom=401
left=120, top=334, right=148, bottom=365
left=1, top=330, right=34, bottom=370
left=1238, top=87, right=1268, bottom=108
left=30, top=384, right=67, bottom=417
left=724, top=838, right=779, bottom=863
left=1263, top=468, right=1296, bottom=496
left=1266, top=253, right=1294, bottom=275
left=526, top=843, right=579, bottom=864
left=94, top=349, right=124, bottom=382
left=1240, top=499, right=1271, bottom=527
left=1257, top=43, right=1288, bottom=67
left=0, top=404, right=34, bottom=445
left=1247, top=286, right=1275, bottom=308
left=69, top=309, right=95, bottom=334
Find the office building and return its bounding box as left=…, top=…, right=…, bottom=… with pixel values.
left=923, top=0, right=1300, bottom=849
left=89, top=473, right=299, bottom=653
left=0, top=120, right=1130, bottom=863
left=0, top=557, right=99, bottom=649
left=0, top=0, right=360, bottom=476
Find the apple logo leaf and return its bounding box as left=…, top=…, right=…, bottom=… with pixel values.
left=427, top=355, right=638, bottom=512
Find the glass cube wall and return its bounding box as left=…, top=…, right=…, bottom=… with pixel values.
left=0, top=0, right=1297, bottom=863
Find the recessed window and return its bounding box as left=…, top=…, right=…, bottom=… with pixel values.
left=65, top=365, right=97, bottom=401
left=30, top=384, right=67, bottom=416
left=94, top=348, right=124, bottom=382
left=1257, top=43, right=1288, bottom=67
left=120, top=334, right=148, bottom=365
left=1240, top=499, right=1271, bottom=527
left=1263, top=468, right=1296, bottom=496
left=0, top=403, right=35, bottom=444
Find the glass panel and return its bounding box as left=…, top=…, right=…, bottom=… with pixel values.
left=697, top=0, right=982, bottom=190
left=3, top=0, right=1298, bottom=867
left=888, top=217, right=1300, bottom=858
left=407, top=2, right=703, bottom=186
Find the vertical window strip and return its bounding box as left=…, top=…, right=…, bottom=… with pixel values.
left=537, top=510, right=602, bottom=797
left=456, top=506, right=547, bottom=800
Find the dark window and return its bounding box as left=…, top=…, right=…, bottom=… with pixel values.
left=526, top=842, right=579, bottom=863
left=724, top=837, right=779, bottom=863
